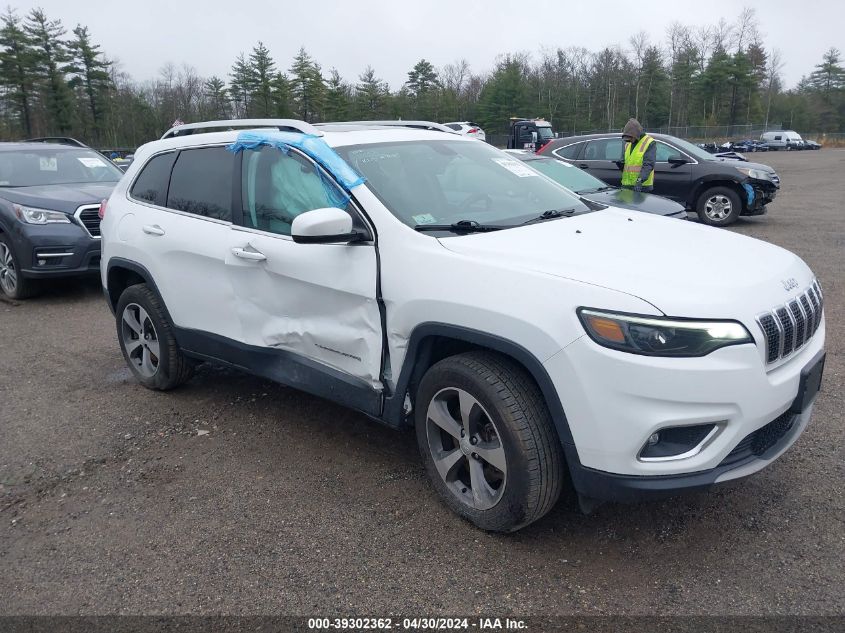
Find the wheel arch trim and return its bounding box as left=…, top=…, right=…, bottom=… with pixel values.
left=385, top=322, right=577, bottom=449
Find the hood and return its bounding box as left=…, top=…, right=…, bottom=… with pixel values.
left=622, top=118, right=643, bottom=139
left=0, top=182, right=117, bottom=214
left=583, top=188, right=686, bottom=217
left=438, top=208, right=813, bottom=318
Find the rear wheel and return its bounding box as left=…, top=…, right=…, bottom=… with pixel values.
left=415, top=351, right=564, bottom=532
left=0, top=235, right=38, bottom=300
left=696, top=186, right=741, bottom=226
left=115, top=284, right=194, bottom=390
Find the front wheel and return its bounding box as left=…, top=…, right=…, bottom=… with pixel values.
left=696, top=186, right=741, bottom=226
left=415, top=351, right=564, bottom=532
left=115, top=284, right=194, bottom=390
left=0, top=235, right=38, bottom=300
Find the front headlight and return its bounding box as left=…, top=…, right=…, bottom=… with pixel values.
left=736, top=166, right=771, bottom=181
left=578, top=308, right=753, bottom=357
left=14, top=204, right=71, bottom=225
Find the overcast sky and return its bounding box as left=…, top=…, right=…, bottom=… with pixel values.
left=10, top=0, right=843, bottom=90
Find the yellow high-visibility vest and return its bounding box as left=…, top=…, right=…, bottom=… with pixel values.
left=622, top=134, right=654, bottom=187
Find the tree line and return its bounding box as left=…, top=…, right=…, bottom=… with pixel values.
left=1, top=7, right=843, bottom=149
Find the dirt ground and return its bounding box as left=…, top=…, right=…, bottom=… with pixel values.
left=1, top=149, right=843, bottom=616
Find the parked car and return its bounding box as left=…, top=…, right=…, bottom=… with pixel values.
left=803, top=139, right=822, bottom=150
left=761, top=130, right=804, bottom=151
left=102, top=118, right=824, bottom=532
left=540, top=133, right=780, bottom=226
left=730, top=139, right=768, bottom=153
left=505, top=150, right=687, bottom=218
left=443, top=121, right=486, bottom=141
left=0, top=142, right=122, bottom=299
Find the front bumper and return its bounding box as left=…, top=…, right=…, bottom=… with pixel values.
left=11, top=220, right=100, bottom=279
left=544, top=323, right=824, bottom=494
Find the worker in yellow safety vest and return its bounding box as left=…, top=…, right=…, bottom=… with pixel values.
left=620, top=118, right=655, bottom=192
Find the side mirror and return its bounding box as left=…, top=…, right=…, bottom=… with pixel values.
left=291, top=208, right=364, bottom=244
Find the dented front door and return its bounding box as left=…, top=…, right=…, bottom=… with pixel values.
left=225, top=145, right=383, bottom=389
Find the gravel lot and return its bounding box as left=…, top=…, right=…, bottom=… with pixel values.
left=1, top=150, right=843, bottom=616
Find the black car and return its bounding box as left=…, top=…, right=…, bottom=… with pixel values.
left=731, top=139, right=768, bottom=153
left=0, top=142, right=123, bottom=299
left=506, top=150, right=687, bottom=218
left=539, top=133, right=780, bottom=226
left=803, top=139, right=822, bottom=150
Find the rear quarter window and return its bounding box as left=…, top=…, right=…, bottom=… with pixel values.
left=129, top=152, right=177, bottom=205
left=553, top=142, right=583, bottom=160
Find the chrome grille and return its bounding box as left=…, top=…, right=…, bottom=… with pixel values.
left=74, top=204, right=101, bottom=238
left=757, top=281, right=824, bottom=365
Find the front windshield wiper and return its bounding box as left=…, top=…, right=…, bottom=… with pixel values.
left=521, top=208, right=577, bottom=225
left=576, top=186, right=614, bottom=194
left=414, top=219, right=506, bottom=233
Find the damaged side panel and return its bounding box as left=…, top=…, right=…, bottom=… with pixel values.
left=225, top=229, right=384, bottom=390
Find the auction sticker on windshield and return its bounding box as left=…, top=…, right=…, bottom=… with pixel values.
left=39, top=156, right=58, bottom=171
left=492, top=158, right=538, bottom=177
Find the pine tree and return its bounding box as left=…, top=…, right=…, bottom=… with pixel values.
left=0, top=9, right=37, bottom=136
left=67, top=25, right=112, bottom=142
left=249, top=41, right=275, bottom=117
left=405, top=59, right=440, bottom=119
left=229, top=53, right=254, bottom=118
left=324, top=68, right=350, bottom=121
left=270, top=72, right=292, bottom=117
left=808, top=48, right=845, bottom=93
left=25, top=8, right=76, bottom=134
left=203, top=76, right=229, bottom=119
left=289, top=48, right=325, bottom=122
left=354, top=66, right=388, bottom=118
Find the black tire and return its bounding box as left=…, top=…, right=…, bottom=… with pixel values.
left=415, top=351, right=564, bottom=532
left=696, top=186, right=742, bottom=226
left=0, top=234, right=39, bottom=300
left=115, top=283, right=194, bottom=390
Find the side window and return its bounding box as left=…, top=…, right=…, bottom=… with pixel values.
left=583, top=139, right=624, bottom=160
left=655, top=142, right=683, bottom=162
left=130, top=152, right=177, bottom=205
left=241, top=146, right=348, bottom=236
left=774, top=135, right=782, bottom=141
left=554, top=142, right=584, bottom=160
left=166, top=147, right=234, bottom=222
left=444, top=123, right=462, bottom=131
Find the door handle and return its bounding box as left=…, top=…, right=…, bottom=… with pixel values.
left=231, top=246, right=266, bottom=262
left=578, top=163, right=589, bottom=169
left=142, top=224, right=165, bottom=236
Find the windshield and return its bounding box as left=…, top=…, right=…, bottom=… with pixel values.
left=537, top=126, right=554, bottom=141
left=525, top=157, right=607, bottom=192
left=0, top=148, right=123, bottom=187
left=336, top=140, right=591, bottom=230
left=668, top=137, right=717, bottom=162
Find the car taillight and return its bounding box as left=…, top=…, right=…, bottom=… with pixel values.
left=468, top=128, right=478, bottom=134
left=98, top=199, right=107, bottom=220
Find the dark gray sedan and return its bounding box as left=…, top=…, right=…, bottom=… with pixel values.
left=505, top=150, right=687, bottom=219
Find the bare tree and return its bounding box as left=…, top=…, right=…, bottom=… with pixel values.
left=764, top=49, right=783, bottom=128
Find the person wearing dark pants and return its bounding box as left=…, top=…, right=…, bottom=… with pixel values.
left=620, top=118, right=655, bottom=193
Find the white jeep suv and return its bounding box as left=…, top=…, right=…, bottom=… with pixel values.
left=101, top=119, right=826, bottom=532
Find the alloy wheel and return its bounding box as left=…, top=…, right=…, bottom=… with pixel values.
left=425, top=387, right=507, bottom=510
left=704, top=194, right=732, bottom=221
left=0, top=242, right=17, bottom=295
left=121, top=303, right=160, bottom=378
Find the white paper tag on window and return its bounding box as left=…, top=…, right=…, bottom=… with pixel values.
left=412, top=213, right=436, bottom=225
left=39, top=156, right=58, bottom=171
left=77, top=157, right=104, bottom=168
left=492, top=158, right=538, bottom=177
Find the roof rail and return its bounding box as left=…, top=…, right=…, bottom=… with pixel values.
left=160, top=119, right=323, bottom=140
left=24, top=136, right=89, bottom=148
left=317, top=120, right=458, bottom=134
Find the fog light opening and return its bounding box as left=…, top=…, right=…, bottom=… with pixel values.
left=638, top=423, right=721, bottom=462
